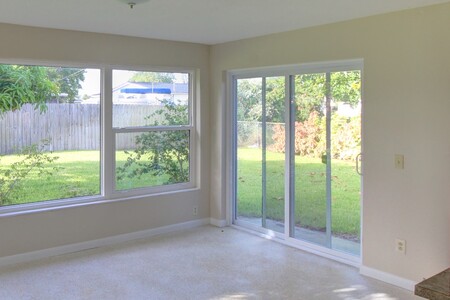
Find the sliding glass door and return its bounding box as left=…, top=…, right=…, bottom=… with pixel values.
left=292, top=73, right=328, bottom=247
left=233, top=62, right=362, bottom=258
left=235, top=77, right=286, bottom=233
left=291, top=71, right=361, bottom=255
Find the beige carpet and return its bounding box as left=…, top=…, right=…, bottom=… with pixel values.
left=0, top=226, right=419, bottom=299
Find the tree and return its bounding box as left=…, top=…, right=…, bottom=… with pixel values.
left=129, top=72, right=175, bottom=83
left=237, top=79, right=262, bottom=122
left=295, top=73, right=326, bottom=122
left=237, top=72, right=360, bottom=124
left=0, top=65, right=58, bottom=113
left=117, top=100, right=189, bottom=185
left=47, top=67, right=85, bottom=102
left=0, top=64, right=68, bottom=205
left=266, top=77, right=286, bottom=122
left=238, top=71, right=361, bottom=159
left=295, top=71, right=361, bottom=122
left=0, top=65, right=87, bottom=111
left=330, top=71, right=361, bottom=106
left=237, top=77, right=286, bottom=123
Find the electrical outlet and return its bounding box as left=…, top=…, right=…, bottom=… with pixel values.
left=395, top=239, right=406, bottom=254
left=193, top=206, right=198, bottom=216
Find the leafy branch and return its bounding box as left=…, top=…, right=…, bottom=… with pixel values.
left=0, top=140, right=60, bottom=205
left=117, top=100, right=189, bottom=185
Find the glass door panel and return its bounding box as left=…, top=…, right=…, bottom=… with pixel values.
left=330, top=71, right=361, bottom=255
left=235, top=77, right=285, bottom=233
left=264, top=77, right=285, bottom=233
left=236, top=78, right=263, bottom=226
left=293, top=73, right=328, bottom=246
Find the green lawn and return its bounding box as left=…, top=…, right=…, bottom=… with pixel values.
left=0, top=150, right=100, bottom=205
left=0, top=150, right=172, bottom=205
left=1, top=148, right=360, bottom=240
left=237, top=148, right=360, bottom=239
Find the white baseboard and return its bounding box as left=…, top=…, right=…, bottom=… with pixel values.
left=0, top=218, right=210, bottom=268
left=360, top=265, right=417, bottom=291
left=210, top=218, right=227, bottom=227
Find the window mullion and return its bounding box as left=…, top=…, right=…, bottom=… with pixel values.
left=102, top=67, right=114, bottom=198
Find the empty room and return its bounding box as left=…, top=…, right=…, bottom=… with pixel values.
left=0, top=0, right=449, bottom=299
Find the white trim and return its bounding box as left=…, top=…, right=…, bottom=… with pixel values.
left=210, top=218, right=227, bottom=228
left=284, top=75, right=292, bottom=238
left=231, top=224, right=285, bottom=242
left=227, top=61, right=365, bottom=267
left=114, top=125, right=192, bottom=133
left=103, top=67, right=114, bottom=198
left=0, top=218, right=210, bottom=268
left=360, top=265, right=417, bottom=291
left=234, top=219, right=285, bottom=239
left=358, top=64, right=365, bottom=262
left=111, top=68, right=197, bottom=197
left=229, top=59, right=364, bottom=79
left=0, top=59, right=196, bottom=75
left=225, top=71, right=235, bottom=227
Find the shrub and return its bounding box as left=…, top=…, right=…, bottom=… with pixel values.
left=270, top=111, right=325, bottom=157
left=330, top=115, right=361, bottom=160
left=269, top=112, right=360, bottom=161
left=294, top=111, right=325, bottom=157
left=117, top=100, right=190, bottom=185
left=0, top=140, right=59, bottom=205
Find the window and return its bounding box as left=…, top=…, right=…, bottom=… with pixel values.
left=0, top=64, right=101, bottom=207
left=112, top=70, right=192, bottom=192
left=0, top=64, right=195, bottom=210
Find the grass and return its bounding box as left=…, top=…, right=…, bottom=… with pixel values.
left=237, top=148, right=360, bottom=239
left=0, top=148, right=360, bottom=240
left=0, top=150, right=174, bottom=205
left=0, top=151, right=100, bottom=205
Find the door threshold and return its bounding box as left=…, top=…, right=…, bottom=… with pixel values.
left=231, top=222, right=361, bottom=268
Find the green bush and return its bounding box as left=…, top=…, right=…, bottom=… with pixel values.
left=330, top=114, right=361, bottom=160
left=117, top=100, right=190, bottom=185
left=270, top=112, right=360, bottom=160
left=0, top=140, right=60, bottom=205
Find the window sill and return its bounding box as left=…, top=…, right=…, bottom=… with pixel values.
left=0, top=185, right=200, bottom=218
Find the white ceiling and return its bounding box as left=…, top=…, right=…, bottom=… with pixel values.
left=0, top=0, right=448, bottom=45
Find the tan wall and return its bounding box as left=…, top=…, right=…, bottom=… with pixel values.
left=210, top=3, right=450, bottom=282
left=0, top=24, right=211, bottom=257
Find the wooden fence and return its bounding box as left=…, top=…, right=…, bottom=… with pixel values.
left=0, top=103, right=164, bottom=155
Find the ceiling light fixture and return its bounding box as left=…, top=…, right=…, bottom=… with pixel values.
left=118, top=0, right=150, bottom=9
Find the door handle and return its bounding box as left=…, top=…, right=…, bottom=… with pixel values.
left=356, top=153, right=362, bottom=175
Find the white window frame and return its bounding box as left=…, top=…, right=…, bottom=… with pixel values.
left=226, top=59, right=364, bottom=267
left=109, top=68, right=196, bottom=197
left=0, top=61, right=198, bottom=216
